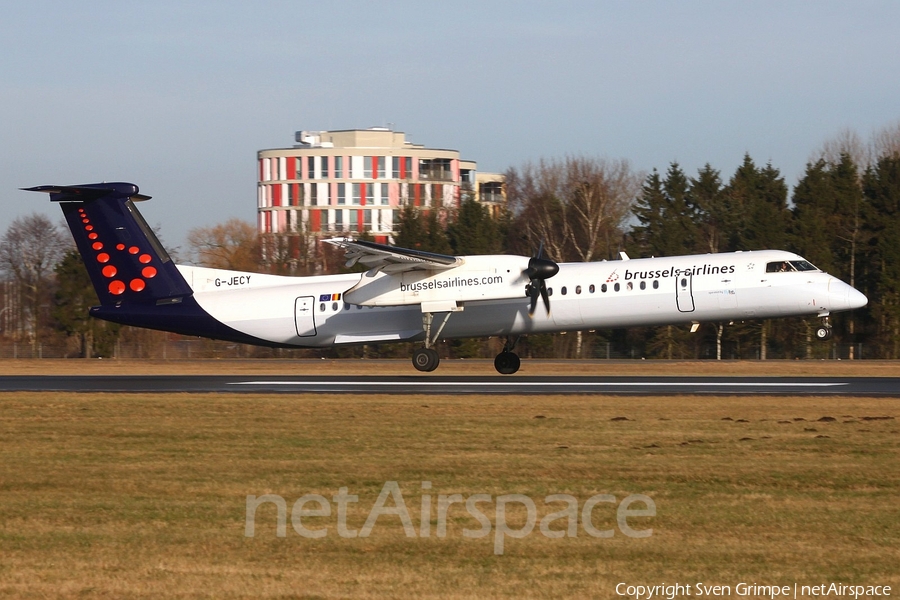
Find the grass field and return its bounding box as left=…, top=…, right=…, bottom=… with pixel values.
left=1, top=363, right=898, bottom=598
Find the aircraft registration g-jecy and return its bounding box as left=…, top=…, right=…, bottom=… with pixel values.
left=26, top=182, right=867, bottom=374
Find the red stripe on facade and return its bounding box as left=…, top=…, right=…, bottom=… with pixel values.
left=287, top=157, right=296, bottom=180
left=399, top=156, right=406, bottom=179
left=272, top=184, right=282, bottom=207
left=371, top=156, right=378, bottom=179
left=311, top=210, right=321, bottom=232
left=360, top=183, right=366, bottom=206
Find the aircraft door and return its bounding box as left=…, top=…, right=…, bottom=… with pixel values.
left=676, top=273, right=695, bottom=312
left=294, top=296, right=317, bottom=337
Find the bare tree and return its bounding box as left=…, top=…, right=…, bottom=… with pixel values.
left=0, top=214, right=69, bottom=350
left=813, top=128, right=869, bottom=171
left=506, top=156, right=641, bottom=262
left=187, top=219, right=261, bottom=271
left=871, top=120, right=900, bottom=161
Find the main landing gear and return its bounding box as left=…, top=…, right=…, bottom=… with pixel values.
left=494, top=337, right=521, bottom=375
left=412, top=310, right=453, bottom=372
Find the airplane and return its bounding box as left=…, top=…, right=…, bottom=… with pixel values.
left=26, top=182, right=867, bottom=373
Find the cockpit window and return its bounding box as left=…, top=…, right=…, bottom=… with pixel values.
left=765, top=260, right=820, bottom=273
left=790, top=260, right=818, bottom=272
left=766, top=261, right=794, bottom=273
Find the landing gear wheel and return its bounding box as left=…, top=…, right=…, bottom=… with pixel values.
left=413, top=348, right=440, bottom=372
left=494, top=351, right=521, bottom=375
left=815, top=325, right=833, bottom=341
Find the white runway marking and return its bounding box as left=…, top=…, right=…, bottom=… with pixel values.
left=229, top=381, right=848, bottom=388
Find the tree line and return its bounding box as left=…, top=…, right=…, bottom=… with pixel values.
left=2, top=123, right=899, bottom=359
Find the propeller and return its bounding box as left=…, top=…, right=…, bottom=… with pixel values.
left=524, top=243, right=559, bottom=316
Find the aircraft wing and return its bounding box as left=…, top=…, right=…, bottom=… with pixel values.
left=324, top=238, right=463, bottom=274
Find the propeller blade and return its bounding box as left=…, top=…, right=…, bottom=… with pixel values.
left=540, top=280, right=550, bottom=314
left=524, top=253, right=559, bottom=317
left=528, top=283, right=539, bottom=315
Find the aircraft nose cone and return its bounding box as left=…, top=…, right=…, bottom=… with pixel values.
left=848, top=286, right=868, bottom=310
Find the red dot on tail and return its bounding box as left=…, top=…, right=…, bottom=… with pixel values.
left=129, top=279, right=145, bottom=292
left=102, top=265, right=117, bottom=278
left=109, top=280, right=125, bottom=295
left=116, top=244, right=125, bottom=251
left=92, top=242, right=103, bottom=250
left=88, top=233, right=99, bottom=240
left=128, top=246, right=139, bottom=254
left=139, top=254, right=152, bottom=264
left=142, top=266, right=157, bottom=278
left=96, top=253, right=110, bottom=263
left=85, top=225, right=93, bottom=231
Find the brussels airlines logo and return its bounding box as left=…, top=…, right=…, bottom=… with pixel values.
left=623, top=264, right=736, bottom=281
left=400, top=275, right=503, bottom=293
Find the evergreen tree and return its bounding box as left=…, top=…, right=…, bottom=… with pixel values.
left=447, top=196, right=502, bottom=255
left=393, top=205, right=427, bottom=250
left=862, top=155, right=900, bottom=356
left=689, top=164, right=727, bottom=253
left=52, top=250, right=120, bottom=357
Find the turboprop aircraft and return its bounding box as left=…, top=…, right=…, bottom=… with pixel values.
left=27, top=182, right=867, bottom=374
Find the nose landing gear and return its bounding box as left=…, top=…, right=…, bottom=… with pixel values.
left=815, top=316, right=833, bottom=341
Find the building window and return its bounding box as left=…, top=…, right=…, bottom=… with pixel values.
left=380, top=183, right=389, bottom=205
left=337, top=183, right=346, bottom=205
left=480, top=181, right=504, bottom=203
left=334, top=156, right=343, bottom=179
left=310, top=184, right=318, bottom=205
left=349, top=210, right=359, bottom=232
left=295, top=159, right=302, bottom=179
left=364, top=209, right=373, bottom=230
left=364, top=156, right=373, bottom=179
left=392, top=157, right=400, bottom=178
left=307, top=157, right=315, bottom=179
left=352, top=183, right=362, bottom=205
left=334, top=210, right=343, bottom=231
left=377, top=156, right=386, bottom=179
left=321, top=156, right=329, bottom=179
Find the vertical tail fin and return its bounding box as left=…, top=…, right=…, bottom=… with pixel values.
left=23, top=182, right=193, bottom=306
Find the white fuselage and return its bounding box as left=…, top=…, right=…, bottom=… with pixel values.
left=177, top=250, right=866, bottom=347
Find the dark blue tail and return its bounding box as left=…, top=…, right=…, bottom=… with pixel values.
left=26, top=182, right=279, bottom=345
left=24, top=182, right=193, bottom=306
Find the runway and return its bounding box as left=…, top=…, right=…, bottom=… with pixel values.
left=1, top=375, right=899, bottom=395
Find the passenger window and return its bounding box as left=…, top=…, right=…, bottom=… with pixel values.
left=332, top=302, right=339, bottom=311
left=601, top=284, right=607, bottom=293
left=561, top=286, right=567, bottom=295
left=589, top=284, right=595, bottom=293
left=640, top=281, right=646, bottom=290
left=614, top=283, right=620, bottom=292
left=575, top=285, right=582, bottom=294
left=319, top=303, right=326, bottom=312
left=653, top=280, right=659, bottom=289
left=627, top=282, right=633, bottom=291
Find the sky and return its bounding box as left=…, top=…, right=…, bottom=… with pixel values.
left=2, top=0, right=898, bottom=251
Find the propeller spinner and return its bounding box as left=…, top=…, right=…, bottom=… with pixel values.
left=524, top=251, right=559, bottom=316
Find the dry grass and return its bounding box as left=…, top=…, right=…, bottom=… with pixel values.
left=0, top=391, right=898, bottom=598
left=1, top=357, right=900, bottom=376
